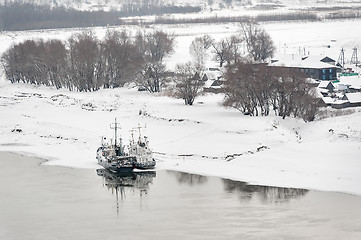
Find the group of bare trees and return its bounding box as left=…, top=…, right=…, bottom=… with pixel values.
left=182, top=21, right=319, bottom=120
left=223, top=63, right=320, bottom=121
left=175, top=21, right=276, bottom=106
left=188, top=21, right=275, bottom=70
left=1, top=29, right=174, bottom=92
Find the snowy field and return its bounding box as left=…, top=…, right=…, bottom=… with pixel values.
left=1, top=19, right=361, bottom=195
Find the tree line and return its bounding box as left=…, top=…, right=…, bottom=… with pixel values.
left=1, top=21, right=320, bottom=120
left=1, top=29, right=175, bottom=92
left=152, top=12, right=319, bottom=25
left=0, top=2, right=201, bottom=31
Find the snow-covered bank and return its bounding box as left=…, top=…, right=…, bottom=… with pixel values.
left=1, top=83, right=361, bottom=195
left=1, top=19, right=361, bottom=195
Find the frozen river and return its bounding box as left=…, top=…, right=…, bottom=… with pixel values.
left=1, top=152, right=361, bottom=239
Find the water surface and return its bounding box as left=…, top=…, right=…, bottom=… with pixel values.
left=1, top=152, right=361, bottom=240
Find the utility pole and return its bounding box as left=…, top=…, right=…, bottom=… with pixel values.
left=351, top=47, right=359, bottom=66
left=337, top=48, right=345, bottom=69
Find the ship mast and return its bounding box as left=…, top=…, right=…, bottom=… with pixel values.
left=137, top=124, right=142, bottom=142
left=110, top=118, right=120, bottom=148
left=130, top=129, right=135, bottom=144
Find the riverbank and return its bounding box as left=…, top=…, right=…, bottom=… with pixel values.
left=1, top=83, right=361, bottom=195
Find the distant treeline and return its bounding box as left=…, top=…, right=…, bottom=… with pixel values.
left=0, top=3, right=118, bottom=31
left=152, top=12, right=319, bottom=25
left=0, top=3, right=201, bottom=31
left=1, top=2, right=361, bottom=31
left=133, top=11, right=361, bottom=25
left=120, top=4, right=201, bottom=17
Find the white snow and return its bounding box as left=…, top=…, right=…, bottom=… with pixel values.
left=1, top=19, right=361, bottom=196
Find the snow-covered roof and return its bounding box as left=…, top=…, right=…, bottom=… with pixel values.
left=322, top=96, right=334, bottom=104
left=337, top=75, right=361, bottom=89
left=318, top=81, right=333, bottom=89
left=203, top=80, right=215, bottom=88
left=270, top=54, right=339, bottom=69
left=203, top=70, right=222, bottom=81
left=345, top=92, right=361, bottom=103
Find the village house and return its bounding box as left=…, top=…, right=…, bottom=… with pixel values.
left=202, top=67, right=224, bottom=93
left=318, top=81, right=335, bottom=96
left=342, top=92, right=361, bottom=107
left=269, top=54, right=340, bottom=81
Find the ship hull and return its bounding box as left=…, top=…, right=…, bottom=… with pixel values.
left=134, top=160, right=156, bottom=170
left=97, top=147, right=136, bottom=173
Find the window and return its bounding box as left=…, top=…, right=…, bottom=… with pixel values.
left=322, top=69, right=326, bottom=74
left=329, top=69, right=332, bottom=73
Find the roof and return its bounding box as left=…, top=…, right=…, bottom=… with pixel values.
left=320, top=56, right=336, bottom=63
left=322, top=96, right=334, bottom=104
left=345, top=92, right=361, bottom=103
left=203, top=70, right=222, bottom=81
left=337, top=75, right=361, bottom=89
left=270, top=54, right=339, bottom=69
left=318, top=81, right=334, bottom=89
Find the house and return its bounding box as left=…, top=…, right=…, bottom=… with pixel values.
left=320, top=56, right=336, bottom=65
left=269, top=54, right=340, bottom=81
left=202, top=68, right=224, bottom=93
left=343, top=92, right=361, bottom=107
left=318, top=81, right=335, bottom=92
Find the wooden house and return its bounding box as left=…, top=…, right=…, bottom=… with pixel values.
left=343, top=92, right=361, bottom=107
left=318, top=81, right=335, bottom=92
left=269, top=55, right=340, bottom=81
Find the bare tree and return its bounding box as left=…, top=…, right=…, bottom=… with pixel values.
left=211, top=35, right=243, bottom=67
left=223, top=63, right=320, bottom=121
left=68, top=30, right=103, bottom=92
left=240, top=21, right=275, bottom=62
left=223, top=63, right=269, bottom=116
left=272, top=67, right=319, bottom=120
left=102, top=30, right=143, bottom=88
left=1, top=45, right=21, bottom=83
left=138, top=61, right=167, bottom=93
left=223, top=35, right=243, bottom=65
left=212, top=39, right=228, bottom=67
left=145, top=30, right=175, bottom=63
left=43, top=39, right=68, bottom=89
left=174, top=62, right=204, bottom=105
left=189, top=34, right=213, bottom=71
left=135, top=30, right=175, bottom=92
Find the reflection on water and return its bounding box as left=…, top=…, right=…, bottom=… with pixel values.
left=98, top=169, right=309, bottom=203
left=168, top=171, right=208, bottom=185
left=222, top=178, right=309, bottom=203
left=96, top=169, right=156, bottom=214
left=97, top=169, right=156, bottom=195
left=166, top=170, right=309, bottom=203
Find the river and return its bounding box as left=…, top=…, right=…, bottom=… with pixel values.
left=0, top=152, right=361, bottom=239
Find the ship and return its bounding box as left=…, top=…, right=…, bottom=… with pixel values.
left=96, top=119, right=136, bottom=173
left=96, top=119, right=156, bottom=173
left=128, top=125, right=156, bottom=170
